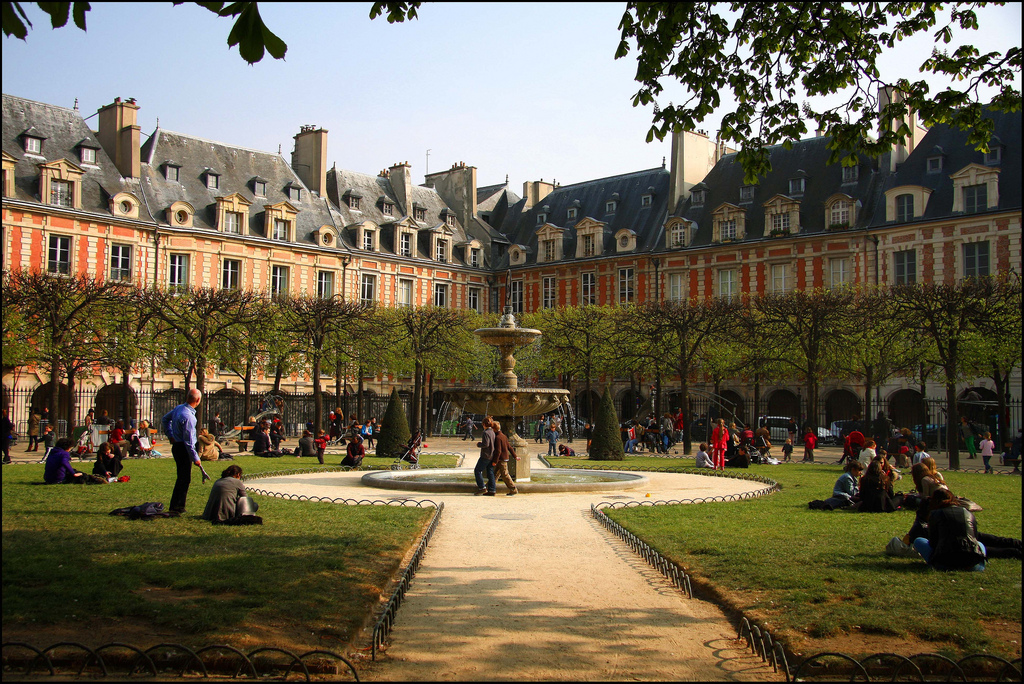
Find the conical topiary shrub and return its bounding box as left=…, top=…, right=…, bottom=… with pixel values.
left=589, top=386, right=624, bottom=461
left=376, top=388, right=411, bottom=458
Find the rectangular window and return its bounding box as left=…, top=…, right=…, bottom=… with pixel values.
left=433, top=283, right=449, bottom=308
left=50, top=180, right=73, bottom=207
left=435, top=239, right=447, bottom=262
left=830, top=201, right=851, bottom=226
left=468, top=287, right=481, bottom=312
left=984, top=148, right=1001, bottom=165
left=963, top=242, right=990, bottom=279
left=829, top=257, right=850, bottom=288
left=273, top=219, right=288, bottom=241
left=771, top=213, right=790, bottom=233
left=398, top=279, right=413, bottom=307
left=362, top=230, right=374, bottom=250
left=894, top=250, right=916, bottom=285
left=542, top=276, right=556, bottom=309
left=317, top=271, right=334, bottom=298
left=207, top=174, right=219, bottom=190
left=842, top=166, right=858, bottom=183
left=399, top=233, right=412, bottom=257
left=543, top=239, right=555, bottom=262
left=641, top=194, right=652, bottom=207
left=691, top=189, right=705, bottom=205
left=81, top=148, right=96, bottom=164
left=25, top=137, right=41, bottom=154
left=47, top=235, right=71, bottom=274
left=567, top=207, right=578, bottom=220
left=109, top=244, right=132, bottom=281
left=789, top=178, right=805, bottom=195
left=510, top=280, right=523, bottom=313
left=166, top=165, right=179, bottom=182
left=605, top=201, right=616, bottom=213
left=721, top=219, right=737, bottom=241
left=670, top=224, right=686, bottom=247
left=169, top=254, right=189, bottom=288
left=895, top=194, right=914, bottom=223
left=470, top=248, right=480, bottom=267
left=581, top=272, right=596, bottom=306
left=270, top=265, right=289, bottom=295
left=927, top=157, right=942, bottom=173
left=413, top=206, right=425, bottom=220
left=963, top=184, right=987, bottom=214
left=222, top=259, right=240, bottom=290
left=224, top=211, right=242, bottom=234
left=618, top=267, right=634, bottom=304
left=582, top=234, right=595, bottom=257
left=360, top=274, right=376, bottom=303
left=718, top=269, right=737, bottom=301
left=537, top=213, right=547, bottom=226
left=770, top=263, right=789, bottom=293
left=382, top=203, right=393, bottom=216
left=254, top=180, right=266, bottom=197
left=740, top=186, right=754, bottom=201
left=348, top=196, right=361, bottom=210
left=669, top=273, right=684, bottom=302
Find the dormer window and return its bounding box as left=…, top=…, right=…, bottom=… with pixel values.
left=349, top=196, right=361, bottom=210
left=435, top=238, right=448, bottom=262
left=25, top=137, right=42, bottom=154
left=50, top=180, right=73, bottom=207
left=470, top=248, right=480, bottom=267
left=927, top=149, right=944, bottom=174
left=788, top=178, right=805, bottom=195
left=984, top=146, right=1002, bottom=165
left=842, top=166, right=858, bottom=183
left=273, top=219, right=289, bottom=241
left=567, top=207, right=578, bottom=220
left=286, top=183, right=302, bottom=202
left=362, top=228, right=375, bottom=250
left=691, top=188, right=706, bottom=206
left=739, top=185, right=755, bottom=202
left=382, top=200, right=394, bottom=216
left=79, top=147, right=97, bottom=165
left=582, top=234, right=595, bottom=256
left=537, top=212, right=547, bottom=226
left=399, top=231, right=412, bottom=257
left=206, top=171, right=220, bottom=190
left=829, top=200, right=852, bottom=227
left=254, top=179, right=267, bottom=197
left=446, top=213, right=456, bottom=227
left=669, top=222, right=687, bottom=248
left=413, top=206, right=425, bottom=221
left=165, top=163, right=180, bottom=182
left=543, top=238, right=556, bottom=261
left=641, top=194, right=652, bottom=208
left=605, top=200, right=617, bottom=214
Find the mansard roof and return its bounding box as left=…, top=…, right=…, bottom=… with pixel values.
left=869, top=107, right=1021, bottom=225
left=140, top=128, right=337, bottom=245
left=673, top=136, right=883, bottom=246
left=2, top=94, right=154, bottom=220
left=497, top=167, right=671, bottom=267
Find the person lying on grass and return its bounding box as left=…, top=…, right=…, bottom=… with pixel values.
left=44, top=438, right=85, bottom=484
left=202, top=464, right=260, bottom=524
left=911, top=488, right=1024, bottom=570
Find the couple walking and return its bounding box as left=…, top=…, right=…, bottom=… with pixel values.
left=474, top=417, right=519, bottom=496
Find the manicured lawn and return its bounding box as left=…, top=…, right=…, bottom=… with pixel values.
left=1, top=456, right=432, bottom=652
left=552, top=457, right=1022, bottom=658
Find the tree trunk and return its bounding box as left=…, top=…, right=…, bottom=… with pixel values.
left=335, top=357, right=343, bottom=410
left=273, top=359, right=283, bottom=394
left=427, top=372, right=434, bottom=435
left=991, top=366, right=1009, bottom=446
left=681, top=374, right=691, bottom=454
left=864, top=365, right=874, bottom=422
left=655, top=372, right=662, bottom=418
left=184, top=360, right=194, bottom=392
left=411, top=360, right=422, bottom=432
left=120, top=365, right=132, bottom=425
left=754, top=372, right=762, bottom=428
left=357, top=364, right=364, bottom=422
left=195, top=355, right=208, bottom=428
left=48, top=357, right=60, bottom=427
left=313, top=355, right=322, bottom=433
left=946, top=380, right=960, bottom=470
left=65, top=366, right=77, bottom=432
left=243, top=360, right=252, bottom=422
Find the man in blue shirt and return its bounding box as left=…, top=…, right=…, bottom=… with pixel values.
left=161, top=388, right=203, bottom=515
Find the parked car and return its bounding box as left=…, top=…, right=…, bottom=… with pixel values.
left=829, top=420, right=857, bottom=442
left=758, top=416, right=794, bottom=443
left=910, top=424, right=945, bottom=444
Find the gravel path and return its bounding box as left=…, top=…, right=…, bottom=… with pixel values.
left=253, top=447, right=779, bottom=681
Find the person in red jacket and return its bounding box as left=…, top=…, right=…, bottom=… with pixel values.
left=710, top=418, right=729, bottom=470
left=803, top=428, right=818, bottom=462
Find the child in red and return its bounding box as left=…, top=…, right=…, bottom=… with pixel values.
left=803, top=428, right=817, bottom=462
left=710, top=418, right=729, bottom=470
left=314, top=429, right=327, bottom=465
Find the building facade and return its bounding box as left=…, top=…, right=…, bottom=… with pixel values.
left=2, top=92, right=1020, bottom=430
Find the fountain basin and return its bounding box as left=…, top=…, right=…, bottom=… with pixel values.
left=447, top=387, right=569, bottom=417
left=361, top=469, right=649, bottom=493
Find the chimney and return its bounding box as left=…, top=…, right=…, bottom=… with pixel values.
left=97, top=97, right=141, bottom=179
left=389, top=161, right=413, bottom=215
left=291, top=125, right=328, bottom=196
left=521, top=180, right=554, bottom=211
left=878, top=87, right=925, bottom=171
left=422, top=162, right=478, bottom=226
left=668, top=129, right=718, bottom=209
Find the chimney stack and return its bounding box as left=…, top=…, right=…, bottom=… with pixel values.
left=389, top=161, right=413, bottom=216
left=522, top=180, right=554, bottom=210
left=97, top=97, right=141, bottom=179
left=668, top=129, right=720, bottom=210
left=292, top=125, right=328, bottom=196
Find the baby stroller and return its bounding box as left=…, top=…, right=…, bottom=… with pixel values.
left=392, top=430, right=423, bottom=469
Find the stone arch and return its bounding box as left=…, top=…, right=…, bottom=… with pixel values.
left=766, top=389, right=799, bottom=419
left=94, top=384, right=138, bottom=425
left=824, top=388, right=862, bottom=426
left=957, top=386, right=1000, bottom=435
left=888, top=389, right=926, bottom=430
left=575, top=390, right=601, bottom=420
left=31, top=381, right=69, bottom=419
left=152, top=388, right=186, bottom=432
left=616, top=388, right=646, bottom=422
left=209, top=387, right=244, bottom=432
left=719, top=389, right=746, bottom=425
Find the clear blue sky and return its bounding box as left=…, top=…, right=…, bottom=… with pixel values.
left=3, top=2, right=1020, bottom=191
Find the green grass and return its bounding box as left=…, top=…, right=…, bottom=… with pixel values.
left=2, top=456, right=432, bottom=651
left=553, top=458, right=1022, bottom=657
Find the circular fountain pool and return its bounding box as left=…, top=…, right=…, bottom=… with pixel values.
left=361, top=469, right=649, bottom=494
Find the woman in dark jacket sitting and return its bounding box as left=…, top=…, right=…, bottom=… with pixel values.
left=858, top=459, right=897, bottom=512
left=92, top=441, right=123, bottom=479
left=912, top=489, right=986, bottom=571
left=342, top=435, right=365, bottom=467
left=202, top=464, right=259, bottom=524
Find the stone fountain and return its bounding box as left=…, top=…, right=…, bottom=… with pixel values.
left=445, top=305, right=570, bottom=481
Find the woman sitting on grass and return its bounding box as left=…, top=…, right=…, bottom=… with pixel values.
left=202, top=464, right=260, bottom=524
left=695, top=442, right=714, bottom=468
left=825, top=461, right=863, bottom=509
left=342, top=435, right=365, bottom=467
left=253, top=422, right=282, bottom=457
left=92, top=441, right=124, bottom=479
left=913, top=488, right=987, bottom=571
left=44, top=438, right=85, bottom=484
left=858, top=458, right=898, bottom=512
left=914, top=457, right=947, bottom=499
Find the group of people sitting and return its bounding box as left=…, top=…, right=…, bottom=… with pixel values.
left=44, top=438, right=130, bottom=484
left=620, top=413, right=679, bottom=454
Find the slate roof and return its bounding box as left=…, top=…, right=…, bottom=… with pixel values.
left=497, top=168, right=671, bottom=267
left=139, top=129, right=339, bottom=247
left=867, top=108, right=1021, bottom=226
left=672, top=136, right=883, bottom=247
left=2, top=94, right=153, bottom=221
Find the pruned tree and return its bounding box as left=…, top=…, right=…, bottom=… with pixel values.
left=889, top=275, right=1019, bottom=469
left=589, top=385, right=624, bottom=461
left=5, top=270, right=122, bottom=427
left=753, top=288, right=859, bottom=423
left=276, top=292, right=369, bottom=432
